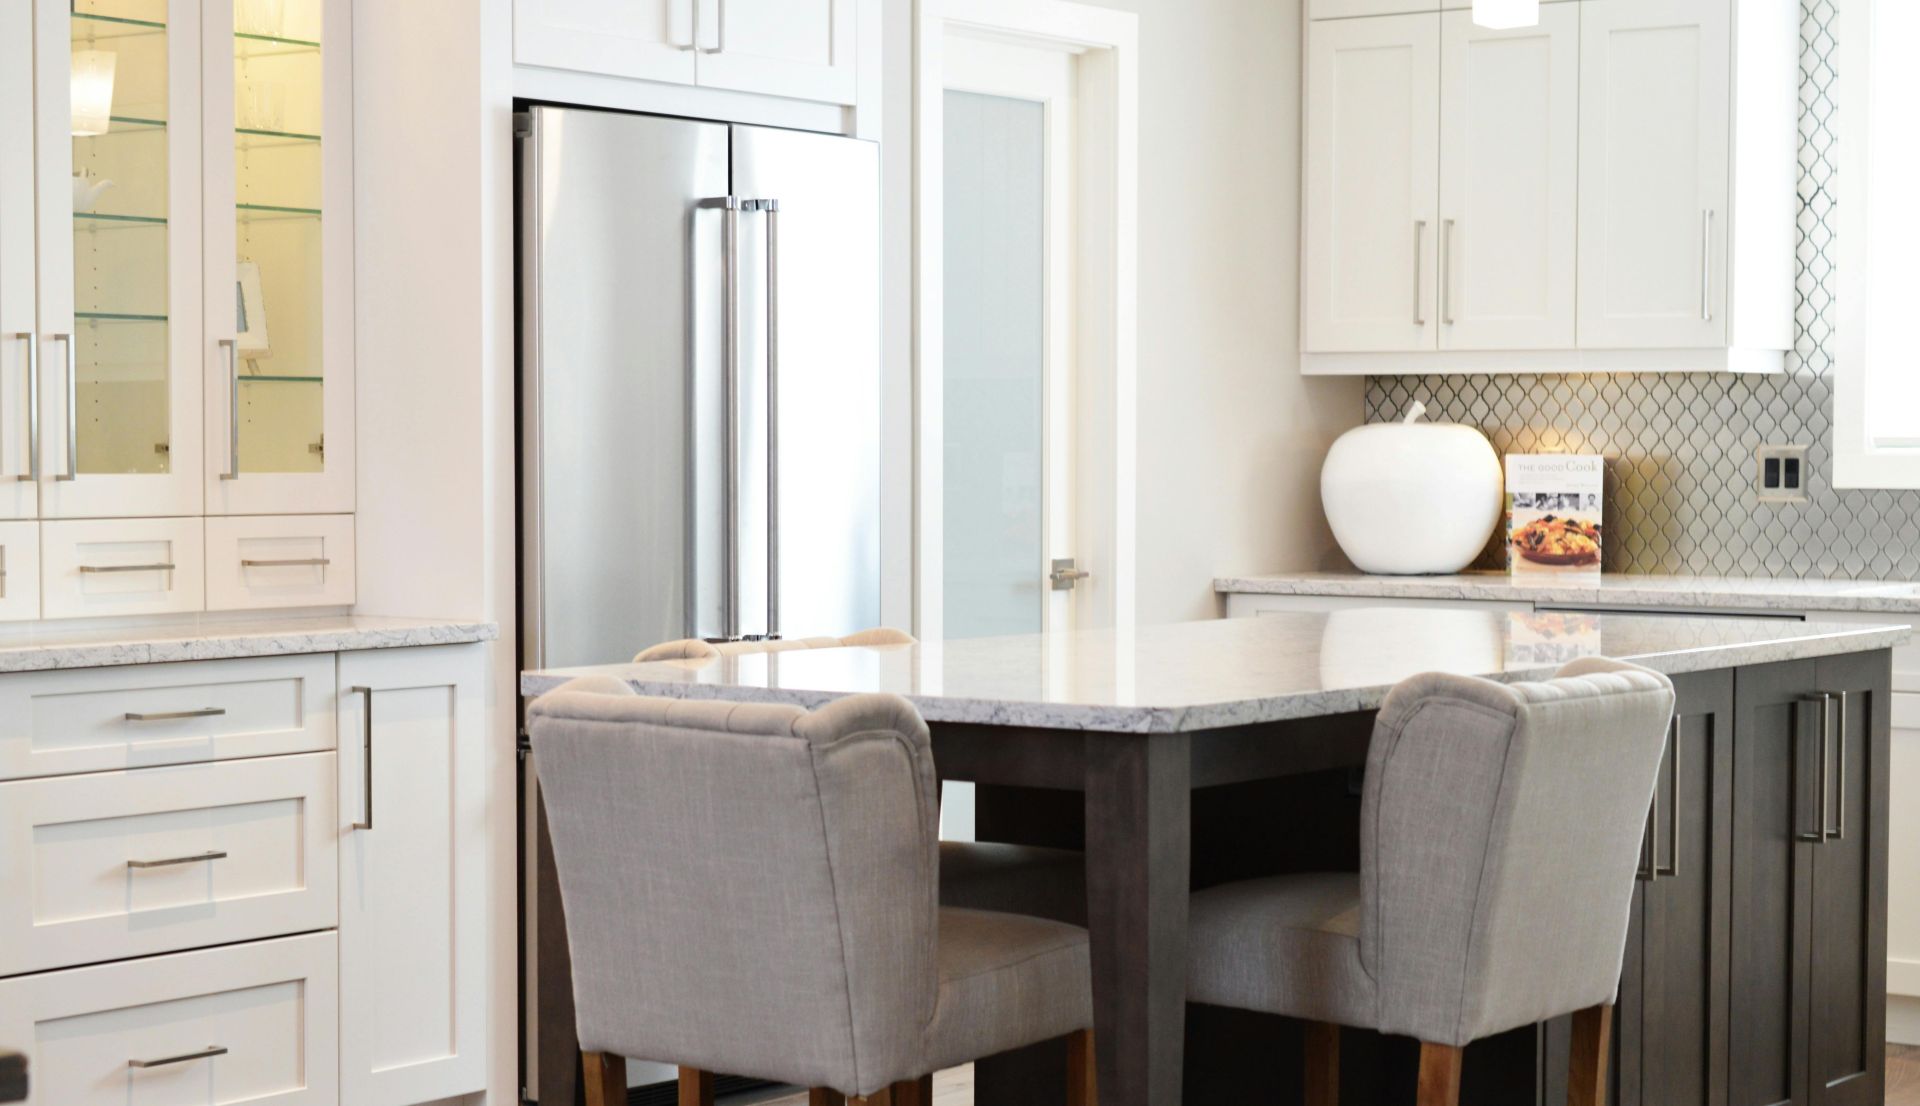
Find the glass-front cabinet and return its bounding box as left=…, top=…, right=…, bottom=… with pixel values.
left=204, top=0, right=354, bottom=514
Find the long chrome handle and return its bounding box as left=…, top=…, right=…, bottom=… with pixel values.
left=1700, top=209, right=1714, bottom=322
left=1638, top=779, right=1658, bottom=883
left=241, top=557, right=330, bottom=568
left=53, top=332, right=74, bottom=481
left=1829, top=691, right=1848, bottom=841
left=699, top=0, right=725, bottom=51
left=127, top=849, right=227, bottom=869
left=1798, top=693, right=1831, bottom=843
left=675, top=0, right=696, bottom=49
left=219, top=338, right=239, bottom=480
left=1413, top=220, right=1428, bottom=327
left=79, top=562, right=175, bottom=574
left=1441, top=219, right=1456, bottom=326
left=722, top=196, right=741, bottom=640
left=350, top=685, right=374, bottom=830
left=5, top=333, right=26, bottom=481
left=125, top=707, right=226, bottom=721
left=1654, top=716, right=1681, bottom=878
left=15, top=332, right=36, bottom=483
left=763, top=199, right=780, bottom=640
left=129, top=1045, right=228, bottom=1069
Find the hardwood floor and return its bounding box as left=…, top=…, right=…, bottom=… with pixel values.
left=1892, top=1045, right=1920, bottom=1106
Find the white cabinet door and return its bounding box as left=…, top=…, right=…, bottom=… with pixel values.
left=1303, top=13, right=1440, bottom=353
left=513, top=0, right=698, bottom=84
left=694, top=0, right=858, bottom=105
left=0, top=1, right=37, bottom=520
left=337, top=644, right=488, bottom=1106
left=35, top=0, right=206, bottom=520
left=1438, top=6, right=1578, bottom=350
left=203, top=0, right=356, bottom=516
left=1577, top=0, right=1730, bottom=349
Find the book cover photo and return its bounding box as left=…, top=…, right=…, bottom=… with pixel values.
left=1505, top=454, right=1604, bottom=577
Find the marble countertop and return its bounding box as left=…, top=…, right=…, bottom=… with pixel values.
left=0, top=614, right=497, bottom=672
left=521, top=610, right=1909, bottom=734
left=1213, top=570, right=1920, bottom=615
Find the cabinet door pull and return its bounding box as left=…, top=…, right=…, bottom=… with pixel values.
left=79, top=562, right=175, bottom=574
left=8, top=332, right=31, bottom=483
left=1654, top=716, right=1680, bottom=878
left=1797, top=693, right=1831, bottom=843
left=1828, top=691, right=1847, bottom=841
left=52, top=333, right=75, bottom=481
left=129, top=1045, right=227, bottom=1069
left=1441, top=219, right=1456, bottom=327
left=1413, top=220, right=1428, bottom=327
left=125, top=707, right=225, bottom=721
left=1637, top=789, right=1656, bottom=883
left=699, top=0, right=726, bottom=52
left=1700, top=209, right=1715, bottom=322
left=127, top=849, right=227, bottom=869
left=351, top=685, right=374, bottom=830
left=241, top=557, right=330, bottom=568
left=218, top=338, right=240, bottom=480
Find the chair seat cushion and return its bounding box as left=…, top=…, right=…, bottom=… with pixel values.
left=1186, top=873, right=1376, bottom=1028
left=926, top=907, right=1093, bottom=1072
left=938, top=841, right=1086, bottom=924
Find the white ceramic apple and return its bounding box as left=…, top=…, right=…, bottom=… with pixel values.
left=1320, top=401, right=1503, bottom=575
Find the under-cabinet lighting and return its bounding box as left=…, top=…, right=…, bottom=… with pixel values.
left=1472, top=0, right=1539, bottom=29
left=70, top=50, right=117, bottom=137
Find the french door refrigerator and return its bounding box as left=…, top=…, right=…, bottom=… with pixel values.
left=517, top=105, right=881, bottom=1097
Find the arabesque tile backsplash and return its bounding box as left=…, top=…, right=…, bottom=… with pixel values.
left=1362, top=0, right=1920, bottom=580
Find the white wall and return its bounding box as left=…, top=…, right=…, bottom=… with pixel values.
left=887, top=0, right=1362, bottom=629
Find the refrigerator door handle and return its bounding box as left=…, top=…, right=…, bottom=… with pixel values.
left=761, top=198, right=781, bottom=640
left=723, top=195, right=741, bottom=641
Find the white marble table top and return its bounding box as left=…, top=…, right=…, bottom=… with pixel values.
left=520, top=610, right=1910, bottom=734
left=0, top=614, right=498, bottom=672
left=1213, top=570, right=1920, bottom=614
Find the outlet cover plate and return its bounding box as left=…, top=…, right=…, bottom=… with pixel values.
left=1757, top=444, right=1810, bottom=504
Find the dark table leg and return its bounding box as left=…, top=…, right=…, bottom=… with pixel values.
left=1085, top=733, right=1192, bottom=1106
left=536, top=793, right=587, bottom=1106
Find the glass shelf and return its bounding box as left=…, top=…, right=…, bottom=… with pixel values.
left=102, top=115, right=167, bottom=133
left=237, top=203, right=322, bottom=224
left=236, top=31, right=320, bottom=60
left=76, top=211, right=167, bottom=225
left=72, top=11, right=165, bottom=39
left=240, top=375, right=323, bottom=384
left=75, top=311, right=168, bottom=323
left=237, top=127, right=321, bottom=149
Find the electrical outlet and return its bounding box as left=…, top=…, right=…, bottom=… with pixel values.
left=1756, top=444, right=1810, bottom=503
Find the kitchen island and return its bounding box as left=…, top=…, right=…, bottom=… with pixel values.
left=523, top=610, right=1908, bottom=1106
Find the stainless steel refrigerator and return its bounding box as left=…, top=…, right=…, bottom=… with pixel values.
left=516, top=105, right=881, bottom=1097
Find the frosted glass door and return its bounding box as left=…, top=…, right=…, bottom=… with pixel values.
left=37, top=0, right=203, bottom=519
left=943, top=90, right=1045, bottom=640
left=205, top=0, right=353, bottom=514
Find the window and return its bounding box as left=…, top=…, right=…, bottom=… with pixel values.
left=1835, top=0, right=1920, bottom=486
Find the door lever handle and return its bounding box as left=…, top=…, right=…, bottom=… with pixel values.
left=1049, top=559, right=1091, bottom=591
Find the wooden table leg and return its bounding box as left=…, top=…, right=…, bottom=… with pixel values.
left=1084, top=733, right=1192, bottom=1106
left=537, top=792, right=587, bottom=1106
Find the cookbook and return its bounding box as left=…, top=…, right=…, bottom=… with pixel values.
left=1505, top=454, right=1604, bottom=576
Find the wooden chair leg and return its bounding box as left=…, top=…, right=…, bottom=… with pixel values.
left=678, top=1066, right=714, bottom=1106
left=809, top=1090, right=847, bottom=1106
left=1067, top=1028, right=1098, bottom=1106
left=1416, top=1042, right=1463, bottom=1106
left=1304, top=1021, right=1340, bottom=1106
left=889, top=1075, right=934, bottom=1106
left=1568, top=1004, right=1613, bottom=1106
left=848, top=1090, right=893, bottom=1106
left=582, top=1051, right=626, bottom=1106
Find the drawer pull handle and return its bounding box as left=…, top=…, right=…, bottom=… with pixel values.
left=79, top=562, right=175, bottom=574
left=241, top=557, right=330, bottom=568
left=128, top=850, right=228, bottom=869
left=129, top=1045, right=228, bottom=1069
left=124, top=707, right=226, bottom=722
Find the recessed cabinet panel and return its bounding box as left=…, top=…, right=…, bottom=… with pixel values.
left=513, top=0, right=697, bottom=84
left=40, top=516, right=204, bottom=618
left=1438, top=7, right=1578, bottom=350
left=1303, top=13, right=1440, bottom=353
left=1576, top=0, right=1731, bottom=349
left=695, top=0, right=857, bottom=105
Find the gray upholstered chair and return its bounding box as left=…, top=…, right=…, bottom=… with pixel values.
left=1185, top=658, right=1677, bottom=1106
left=634, top=630, right=1089, bottom=925
left=528, top=677, right=1098, bottom=1106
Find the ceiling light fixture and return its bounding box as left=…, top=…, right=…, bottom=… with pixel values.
left=1472, top=0, right=1540, bottom=29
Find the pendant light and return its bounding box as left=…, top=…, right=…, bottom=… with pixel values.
left=1472, top=0, right=1540, bottom=29
left=70, top=50, right=117, bottom=137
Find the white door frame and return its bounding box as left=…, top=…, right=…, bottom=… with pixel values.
left=914, top=0, right=1137, bottom=641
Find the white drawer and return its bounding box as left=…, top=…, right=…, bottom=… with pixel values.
left=0, top=653, right=336, bottom=781
left=0, top=520, right=40, bottom=622
left=0, top=931, right=338, bottom=1106
left=41, top=517, right=205, bottom=619
left=1223, top=592, right=1533, bottom=617
left=206, top=515, right=356, bottom=612
left=0, top=752, right=337, bottom=976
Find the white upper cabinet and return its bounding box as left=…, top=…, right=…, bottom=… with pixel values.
left=0, top=2, right=37, bottom=522
left=1438, top=6, right=1578, bottom=350
left=512, top=0, right=698, bottom=85
left=516, top=0, right=859, bottom=107
left=1303, top=13, right=1440, bottom=353
left=1301, top=0, right=1797, bottom=374
left=1576, top=0, right=1730, bottom=350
